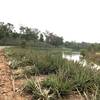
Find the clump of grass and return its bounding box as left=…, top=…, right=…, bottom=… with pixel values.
left=42, top=61, right=100, bottom=99
left=7, top=50, right=36, bottom=69
left=5, top=47, right=63, bottom=75
left=35, top=53, right=63, bottom=75
left=42, top=75, right=74, bottom=97
left=23, top=65, right=39, bottom=77
left=24, top=78, right=55, bottom=100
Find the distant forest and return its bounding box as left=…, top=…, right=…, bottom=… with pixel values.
left=0, top=22, right=100, bottom=51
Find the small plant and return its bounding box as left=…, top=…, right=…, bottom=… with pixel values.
left=23, top=65, right=39, bottom=77
left=10, top=59, right=21, bottom=69
left=24, top=78, right=55, bottom=100
left=43, top=75, right=74, bottom=97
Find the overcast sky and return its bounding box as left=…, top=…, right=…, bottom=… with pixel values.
left=0, top=0, right=100, bottom=43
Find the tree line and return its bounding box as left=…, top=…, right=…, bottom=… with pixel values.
left=64, top=41, right=100, bottom=51
left=0, top=22, right=63, bottom=47
left=0, top=22, right=100, bottom=51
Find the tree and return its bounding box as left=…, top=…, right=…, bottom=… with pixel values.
left=19, top=26, right=40, bottom=40
left=19, top=26, right=26, bottom=34
left=0, top=22, right=14, bottom=39
left=44, top=31, right=63, bottom=47
left=39, top=33, right=44, bottom=42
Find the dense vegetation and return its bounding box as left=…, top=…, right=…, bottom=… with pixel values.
left=1, top=21, right=100, bottom=51
left=0, top=22, right=63, bottom=48
left=64, top=41, right=100, bottom=51
left=5, top=47, right=100, bottom=100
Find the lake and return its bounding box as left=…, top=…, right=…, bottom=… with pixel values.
left=62, top=52, right=100, bottom=70
left=62, top=52, right=81, bottom=62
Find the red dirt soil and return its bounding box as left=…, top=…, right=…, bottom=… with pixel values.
left=0, top=49, right=25, bottom=100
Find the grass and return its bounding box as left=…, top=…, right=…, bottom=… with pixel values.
left=5, top=47, right=65, bottom=75
left=42, top=62, right=100, bottom=99
left=5, top=47, right=100, bottom=100
left=24, top=78, right=55, bottom=100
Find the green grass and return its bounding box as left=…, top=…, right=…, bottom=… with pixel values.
left=5, top=47, right=66, bottom=74
left=42, top=62, right=100, bottom=99
left=24, top=78, right=55, bottom=100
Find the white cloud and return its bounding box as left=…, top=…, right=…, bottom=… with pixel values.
left=0, top=0, right=100, bottom=42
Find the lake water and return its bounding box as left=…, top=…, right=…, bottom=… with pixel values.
left=62, top=52, right=81, bottom=62
left=62, top=52, right=100, bottom=70
left=0, top=46, right=11, bottom=49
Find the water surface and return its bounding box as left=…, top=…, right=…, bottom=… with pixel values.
left=62, top=52, right=100, bottom=70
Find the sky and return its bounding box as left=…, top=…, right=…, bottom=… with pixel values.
left=0, top=0, right=100, bottom=43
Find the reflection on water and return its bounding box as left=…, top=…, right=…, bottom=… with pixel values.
left=62, top=52, right=100, bottom=70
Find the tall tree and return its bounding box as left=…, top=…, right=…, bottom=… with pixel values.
left=39, top=33, right=44, bottom=42
left=0, top=22, right=14, bottom=39
left=44, top=31, right=63, bottom=47
left=19, top=26, right=40, bottom=40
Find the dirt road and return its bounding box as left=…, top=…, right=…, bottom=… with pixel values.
left=0, top=48, right=25, bottom=100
